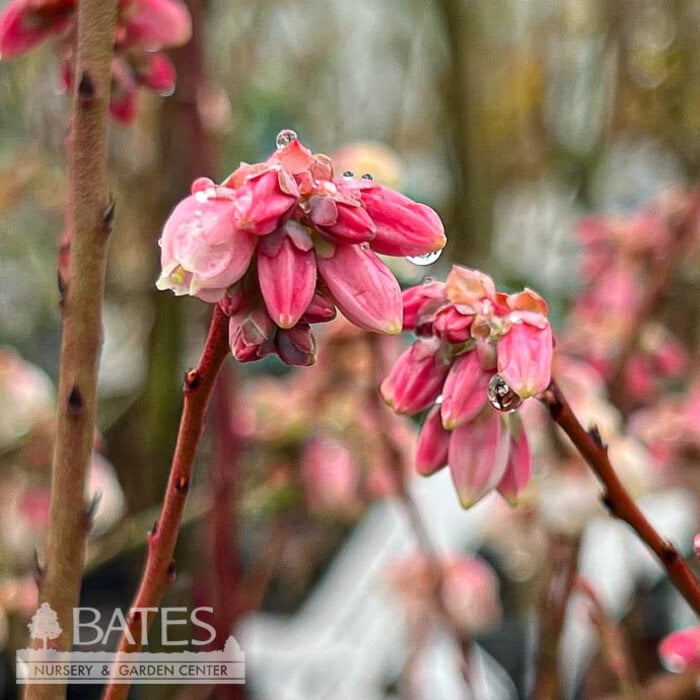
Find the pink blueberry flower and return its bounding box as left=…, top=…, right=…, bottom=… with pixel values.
left=497, top=321, right=553, bottom=399
left=380, top=338, right=449, bottom=414
left=157, top=131, right=446, bottom=365
left=382, top=265, right=553, bottom=508
left=155, top=190, right=257, bottom=302
left=496, top=420, right=532, bottom=505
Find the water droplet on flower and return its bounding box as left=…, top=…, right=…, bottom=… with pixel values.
left=342, top=170, right=354, bottom=179
left=407, top=250, right=442, bottom=266
left=487, top=374, right=523, bottom=413
left=361, top=173, right=373, bottom=180
left=194, top=187, right=218, bottom=203
left=275, top=129, right=298, bottom=149
left=359, top=242, right=370, bottom=251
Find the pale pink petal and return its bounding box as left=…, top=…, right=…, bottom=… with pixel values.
left=448, top=410, right=510, bottom=508
left=440, top=351, right=493, bottom=429
left=258, top=223, right=317, bottom=328
left=416, top=405, right=450, bottom=476
left=361, top=184, right=446, bottom=257
left=497, top=321, right=553, bottom=399
left=379, top=338, right=448, bottom=415
left=317, top=243, right=402, bottom=334
left=496, top=422, right=532, bottom=505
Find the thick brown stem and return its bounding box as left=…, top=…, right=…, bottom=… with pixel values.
left=542, top=380, right=700, bottom=614
left=26, top=2, right=117, bottom=699
left=102, top=306, right=230, bottom=700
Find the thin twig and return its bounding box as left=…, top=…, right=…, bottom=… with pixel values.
left=576, top=577, right=639, bottom=699
left=542, top=380, right=700, bottom=614
left=27, top=2, right=118, bottom=699
left=102, top=306, right=230, bottom=700
left=531, top=536, right=580, bottom=700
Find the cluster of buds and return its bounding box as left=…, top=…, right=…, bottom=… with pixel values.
left=564, top=195, right=699, bottom=406
left=0, top=0, right=192, bottom=122
left=381, top=266, right=554, bottom=507
left=157, top=131, right=446, bottom=365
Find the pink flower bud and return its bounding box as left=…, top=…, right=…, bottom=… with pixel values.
left=136, top=52, right=175, bottom=93
left=275, top=323, right=316, bottom=366
left=440, top=351, right=493, bottom=429
left=228, top=308, right=276, bottom=362
left=415, top=405, right=450, bottom=476
left=448, top=410, right=510, bottom=508
left=380, top=338, right=448, bottom=415
left=360, top=184, right=446, bottom=257
left=301, top=288, right=337, bottom=324
left=0, top=0, right=73, bottom=59
left=433, top=305, right=473, bottom=343
left=497, top=421, right=532, bottom=505
left=122, top=0, right=192, bottom=51
left=308, top=196, right=376, bottom=244
left=317, top=243, right=403, bottom=334
left=234, top=170, right=298, bottom=236
left=156, top=193, right=257, bottom=302
left=497, top=321, right=553, bottom=399
left=659, top=626, right=700, bottom=672
left=257, top=222, right=317, bottom=329
left=402, top=281, right=446, bottom=331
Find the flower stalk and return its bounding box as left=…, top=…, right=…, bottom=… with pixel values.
left=542, top=380, right=700, bottom=614
left=27, top=2, right=118, bottom=699
left=102, top=306, right=230, bottom=700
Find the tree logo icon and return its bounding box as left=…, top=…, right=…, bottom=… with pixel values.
left=28, top=603, right=62, bottom=649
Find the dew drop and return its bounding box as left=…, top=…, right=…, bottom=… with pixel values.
left=359, top=242, right=370, bottom=251
left=487, top=374, right=523, bottom=413
left=342, top=170, right=354, bottom=179
left=407, top=249, right=442, bottom=266
left=194, top=187, right=218, bottom=203
left=275, top=129, right=298, bottom=149
left=361, top=173, right=373, bottom=180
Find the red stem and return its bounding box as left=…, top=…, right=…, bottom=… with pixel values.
left=542, top=380, right=700, bottom=615
left=102, top=306, right=230, bottom=700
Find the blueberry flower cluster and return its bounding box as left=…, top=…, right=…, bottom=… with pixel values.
left=156, top=131, right=446, bottom=365
left=382, top=266, right=554, bottom=507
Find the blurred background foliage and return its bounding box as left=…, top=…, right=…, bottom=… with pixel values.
left=1, top=0, right=700, bottom=697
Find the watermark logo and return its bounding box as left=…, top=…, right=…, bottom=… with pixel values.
left=17, top=604, right=245, bottom=685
